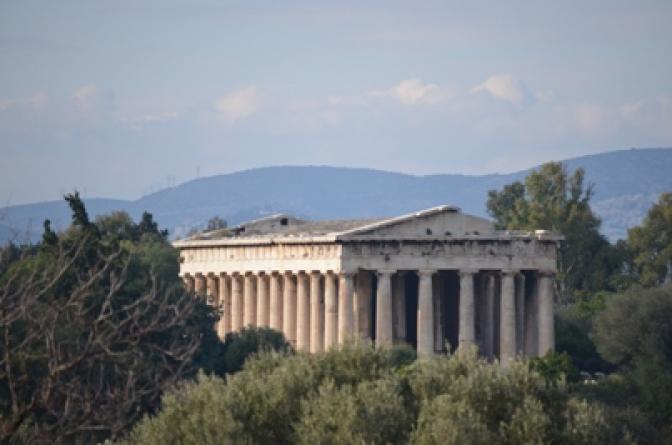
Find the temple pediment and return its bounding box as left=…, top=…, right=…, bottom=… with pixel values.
left=337, top=205, right=495, bottom=239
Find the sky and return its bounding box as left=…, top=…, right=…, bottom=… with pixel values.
left=1, top=1, right=671, bottom=205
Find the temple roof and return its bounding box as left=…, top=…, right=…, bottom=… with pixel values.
left=173, top=205, right=562, bottom=247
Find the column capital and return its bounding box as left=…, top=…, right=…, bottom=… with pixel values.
left=195, top=272, right=205, bottom=277
left=501, top=269, right=520, bottom=276
left=377, top=269, right=396, bottom=277
left=417, top=269, right=436, bottom=277
left=537, top=269, right=556, bottom=277
left=310, top=270, right=322, bottom=277
left=459, top=268, right=478, bottom=277
left=339, top=271, right=356, bottom=279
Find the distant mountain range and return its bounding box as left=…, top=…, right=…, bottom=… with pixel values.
left=2, top=148, right=671, bottom=244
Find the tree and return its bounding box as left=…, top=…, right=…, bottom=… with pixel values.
left=220, top=326, right=291, bottom=374
left=627, top=193, right=672, bottom=287
left=123, top=344, right=619, bottom=444
left=486, top=162, right=620, bottom=301
left=0, top=194, right=219, bottom=444
left=205, top=217, right=227, bottom=232
left=594, top=285, right=672, bottom=434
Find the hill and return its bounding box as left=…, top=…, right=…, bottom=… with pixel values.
left=2, top=148, right=671, bottom=243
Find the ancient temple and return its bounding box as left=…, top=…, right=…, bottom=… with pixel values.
left=174, top=205, right=561, bottom=363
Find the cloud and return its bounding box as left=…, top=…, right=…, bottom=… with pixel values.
left=214, top=86, right=261, bottom=123
left=0, top=92, right=48, bottom=111
left=472, top=74, right=532, bottom=106
left=73, top=85, right=99, bottom=111
left=330, top=79, right=452, bottom=107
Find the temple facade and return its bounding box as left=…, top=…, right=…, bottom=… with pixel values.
left=174, top=205, right=561, bottom=363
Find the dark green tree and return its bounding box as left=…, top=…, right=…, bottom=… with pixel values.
left=594, top=285, right=672, bottom=433
left=0, top=194, right=220, bottom=444
left=486, top=162, right=620, bottom=301
left=627, top=192, right=672, bottom=287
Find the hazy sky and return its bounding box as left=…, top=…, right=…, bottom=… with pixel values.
left=1, top=1, right=671, bottom=205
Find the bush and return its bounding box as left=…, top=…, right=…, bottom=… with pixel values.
left=220, top=326, right=292, bottom=374
left=122, top=343, right=621, bottom=444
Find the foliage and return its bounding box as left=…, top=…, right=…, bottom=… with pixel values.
left=486, top=162, right=621, bottom=301
left=220, top=326, right=292, bottom=374
left=205, top=216, right=227, bottom=231
left=120, top=373, right=236, bottom=445
left=0, top=193, right=220, bottom=444
left=593, top=285, right=672, bottom=428
left=123, top=344, right=619, bottom=444
left=555, top=306, right=614, bottom=374
left=627, top=192, right=672, bottom=287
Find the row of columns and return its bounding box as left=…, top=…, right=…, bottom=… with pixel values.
left=184, top=269, right=555, bottom=362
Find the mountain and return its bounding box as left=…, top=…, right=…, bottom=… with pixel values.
left=2, top=148, right=671, bottom=244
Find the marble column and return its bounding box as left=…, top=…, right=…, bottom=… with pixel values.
left=515, top=273, right=526, bottom=355
left=500, top=270, right=516, bottom=366
left=218, top=273, right=231, bottom=338
left=417, top=270, right=435, bottom=355
left=183, top=274, right=195, bottom=293
left=433, top=274, right=443, bottom=352
left=283, top=272, right=297, bottom=345
left=310, top=271, right=324, bottom=353
left=483, top=274, right=495, bottom=359
left=243, top=273, right=257, bottom=327
left=296, top=272, right=310, bottom=351
left=194, top=273, right=206, bottom=295
left=231, top=273, right=243, bottom=332
left=206, top=273, right=219, bottom=306
left=269, top=272, right=283, bottom=331
left=538, top=271, right=555, bottom=355
left=257, top=273, right=269, bottom=327
left=354, top=271, right=372, bottom=340
left=338, top=273, right=354, bottom=344
left=324, top=272, right=338, bottom=349
left=458, top=270, right=476, bottom=354
left=376, top=270, right=394, bottom=348
left=392, top=273, right=406, bottom=341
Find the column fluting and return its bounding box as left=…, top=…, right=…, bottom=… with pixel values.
left=417, top=270, right=435, bottom=354
left=310, top=271, right=324, bottom=353
left=500, top=271, right=517, bottom=366
left=296, top=272, right=310, bottom=351
left=376, top=271, right=394, bottom=347
left=338, top=273, right=354, bottom=344
left=458, top=270, right=477, bottom=354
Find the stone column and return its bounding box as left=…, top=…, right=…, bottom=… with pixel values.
left=206, top=273, right=219, bottom=306
left=538, top=271, right=555, bottom=355
left=310, top=271, right=324, bottom=353
left=243, top=273, right=257, bottom=327
left=324, top=272, right=338, bottom=349
left=194, top=273, right=206, bottom=295
left=269, top=272, right=283, bottom=331
left=417, top=270, right=435, bottom=355
left=392, top=273, right=406, bottom=341
left=218, top=273, right=231, bottom=338
left=458, top=270, right=476, bottom=354
left=376, top=270, right=394, bottom=348
left=500, top=270, right=517, bottom=366
left=231, top=273, right=243, bottom=332
left=296, top=272, right=310, bottom=351
left=338, top=273, right=355, bottom=344
left=483, top=274, right=496, bottom=359
left=354, top=271, right=372, bottom=340
left=283, top=272, right=297, bottom=345
left=257, top=273, right=269, bottom=327
left=515, top=273, right=526, bottom=355
left=433, top=274, right=443, bottom=352
left=183, top=274, right=195, bottom=293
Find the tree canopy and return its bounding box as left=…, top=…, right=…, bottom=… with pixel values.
left=0, top=194, right=220, bottom=444
left=486, top=162, right=621, bottom=301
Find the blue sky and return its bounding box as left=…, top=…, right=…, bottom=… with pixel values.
left=1, top=1, right=671, bottom=204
